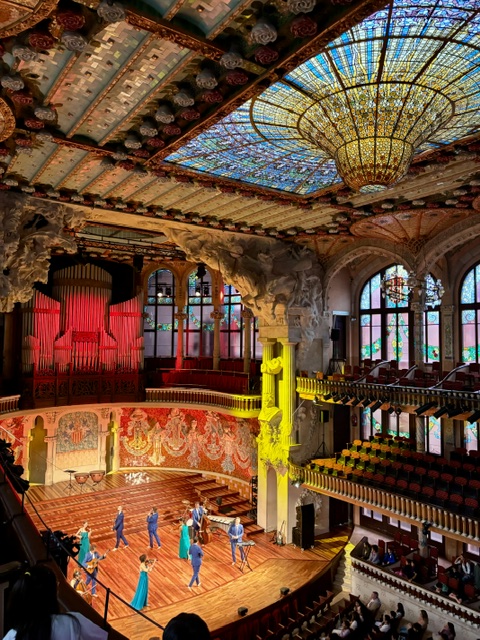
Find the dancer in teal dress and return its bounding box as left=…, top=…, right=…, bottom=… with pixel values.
left=179, top=519, right=190, bottom=560
left=75, top=521, right=91, bottom=567
left=131, top=555, right=156, bottom=611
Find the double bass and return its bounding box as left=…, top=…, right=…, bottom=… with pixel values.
left=71, top=572, right=92, bottom=605
left=198, top=502, right=212, bottom=545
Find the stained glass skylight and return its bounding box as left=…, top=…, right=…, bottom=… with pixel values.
left=168, top=0, right=480, bottom=194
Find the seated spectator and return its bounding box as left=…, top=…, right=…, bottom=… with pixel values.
left=366, top=591, right=382, bottom=616
left=395, top=603, right=405, bottom=621
left=330, top=621, right=351, bottom=637
left=454, top=554, right=474, bottom=583
left=418, top=610, right=428, bottom=633
left=398, top=622, right=424, bottom=640
left=435, top=579, right=450, bottom=597
left=436, top=622, right=456, bottom=640
left=163, top=612, right=210, bottom=640
left=382, top=546, right=397, bottom=566
left=349, top=611, right=361, bottom=632
left=402, top=559, right=418, bottom=582
left=362, top=540, right=372, bottom=560
left=375, top=613, right=392, bottom=634
left=3, top=565, right=108, bottom=640
left=368, top=545, right=382, bottom=565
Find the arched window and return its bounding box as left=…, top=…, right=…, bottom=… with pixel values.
left=460, top=263, right=480, bottom=362
left=144, top=269, right=177, bottom=358
left=360, top=265, right=412, bottom=367
left=221, top=284, right=261, bottom=359
left=423, top=274, right=442, bottom=364
left=186, top=269, right=213, bottom=357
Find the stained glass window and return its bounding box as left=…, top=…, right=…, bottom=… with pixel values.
left=361, top=407, right=382, bottom=439
left=423, top=310, right=441, bottom=363
left=221, top=284, right=262, bottom=360
left=427, top=416, right=441, bottom=455
left=144, top=269, right=177, bottom=358
left=360, top=265, right=412, bottom=367
left=465, top=421, right=478, bottom=452
left=167, top=0, right=480, bottom=194
left=186, top=270, right=213, bottom=357
left=460, top=264, right=480, bottom=363
left=388, top=411, right=410, bottom=439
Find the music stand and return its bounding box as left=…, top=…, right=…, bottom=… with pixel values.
left=64, top=469, right=77, bottom=494
left=239, top=542, right=254, bottom=573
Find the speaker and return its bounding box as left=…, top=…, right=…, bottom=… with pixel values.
left=238, top=607, right=248, bottom=617
left=280, top=587, right=290, bottom=596
left=295, top=504, right=315, bottom=549
left=330, top=328, right=340, bottom=341
left=319, top=410, right=329, bottom=423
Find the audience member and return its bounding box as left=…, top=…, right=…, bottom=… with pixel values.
left=368, top=545, right=382, bottom=565
left=395, top=603, right=405, bottom=621
left=437, top=622, right=456, bottom=640
left=163, top=612, right=210, bottom=640
left=366, top=591, right=382, bottom=616
left=375, top=613, right=391, bottom=633
left=3, top=565, right=107, bottom=640
left=382, top=546, right=397, bottom=566
left=362, top=540, right=372, bottom=560
left=454, top=554, right=474, bottom=583
left=330, top=621, right=351, bottom=637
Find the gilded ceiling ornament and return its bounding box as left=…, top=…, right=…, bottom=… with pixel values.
left=219, top=49, right=243, bottom=69
left=254, top=46, right=278, bottom=65
left=1, top=76, right=24, bottom=91
left=155, top=105, right=175, bottom=124
left=11, top=44, right=36, bottom=61
left=34, top=106, right=56, bottom=121
left=290, top=14, right=317, bottom=37
left=97, top=0, right=125, bottom=23
left=139, top=120, right=157, bottom=137
left=28, top=31, right=56, bottom=50
left=287, top=0, right=316, bottom=14
left=250, top=18, right=277, bottom=45
left=0, top=99, right=16, bottom=143
left=173, top=90, right=194, bottom=107
left=0, top=0, right=57, bottom=38
left=36, top=131, right=54, bottom=143
left=61, top=31, right=88, bottom=51
left=196, top=69, right=218, bottom=90
left=56, top=9, right=85, bottom=31
left=124, top=134, right=142, bottom=149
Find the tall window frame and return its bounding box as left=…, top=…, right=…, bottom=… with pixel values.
left=144, top=268, right=177, bottom=358
left=460, top=263, right=480, bottom=363
left=185, top=269, right=214, bottom=357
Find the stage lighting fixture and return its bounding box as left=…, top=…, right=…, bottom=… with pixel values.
left=280, top=587, right=290, bottom=596
left=351, top=397, right=361, bottom=407
left=363, top=398, right=372, bottom=407
left=468, top=410, right=480, bottom=424
left=387, top=407, right=395, bottom=415
left=447, top=405, right=464, bottom=418
left=415, top=401, right=437, bottom=416
left=370, top=400, right=382, bottom=413
left=395, top=406, right=402, bottom=415
left=323, top=393, right=332, bottom=401
left=238, top=607, right=248, bottom=617
left=341, top=395, right=351, bottom=404
left=165, top=287, right=172, bottom=297
left=433, top=406, right=448, bottom=419
left=332, top=393, right=342, bottom=402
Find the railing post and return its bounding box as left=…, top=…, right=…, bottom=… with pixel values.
left=104, top=587, right=111, bottom=627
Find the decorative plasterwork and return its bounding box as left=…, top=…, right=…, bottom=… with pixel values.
left=0, top=0, right=57, bottom=38
left=0, top=99, right=16, bottom=143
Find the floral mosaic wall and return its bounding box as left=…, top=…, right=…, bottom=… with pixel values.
left=0, top=416, right=26, bottom=465
left=119, top=407, right=259, bottom=481
left=56, top=412, right=99, bottom=453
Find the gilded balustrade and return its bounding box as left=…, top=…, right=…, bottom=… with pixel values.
left=297, top=377, right=480, bottom=414
left=146, top=387, right=261, bottom=416
left=289, top=462, right=480, bottom=544
left=0, top=395, right=20, bottom=414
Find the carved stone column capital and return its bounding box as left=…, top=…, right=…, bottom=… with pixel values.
left=174, top=312, right=188, bottom=321
left=241, top=308, right=254, bottom=320
left=210, top=310, right=225, bottom=320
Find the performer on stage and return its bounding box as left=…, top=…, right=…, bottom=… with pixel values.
left=188, top=537, right=204, bottom=589
left=84, top=544, right=108, bottom=598
left=112, top=505, right=129, bottom=550
left=146, top=507, right=162, bottom=549
left=130, top=555, right=156, bottom=611
left=70, top=569, right=92, bottom=605
left=179, top=518, right=190, bottom=560
left=228, top=517, right=245, bottom=566
left=75, top=521, right=91, bottom=567
left=191, top=501, right=205, bottom=535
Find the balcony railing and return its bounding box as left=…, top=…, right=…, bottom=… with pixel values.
left=297, top=376, right=480, bottom=416
left=146, top=387, right=261, bottom=415
left=289, top=462, right=480, bottom=544
left=0, top=395, right=20, bottom=414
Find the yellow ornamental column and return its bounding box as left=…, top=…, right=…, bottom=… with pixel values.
left=278, top=339, right=298, bottom=544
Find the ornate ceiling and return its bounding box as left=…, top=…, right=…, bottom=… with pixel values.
left=1, top=0, right=480, bottom=266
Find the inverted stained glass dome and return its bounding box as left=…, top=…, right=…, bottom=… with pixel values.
left=168, top=0, right=480, bottom=194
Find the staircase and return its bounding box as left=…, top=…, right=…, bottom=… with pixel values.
left=333, top=541, right=355, bottom=595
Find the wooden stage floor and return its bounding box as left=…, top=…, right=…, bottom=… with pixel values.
left=27, top=471, right=348, bottom=640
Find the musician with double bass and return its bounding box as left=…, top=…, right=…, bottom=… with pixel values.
left=84, top=544, right=109, bottom=598
left=191, top=501, right=205, bottom=536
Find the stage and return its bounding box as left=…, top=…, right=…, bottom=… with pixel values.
left=27, top=470, right=348, bottom=639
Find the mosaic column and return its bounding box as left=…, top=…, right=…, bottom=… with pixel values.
left=211, top=310, right=224, bottom=370
left=416, top=415, right=426, bottom=453
left=174, top=311, right=187, bottom=370
left=242, top=308, right=254, bottom=374
left=441, top=305, right=455, bottom=369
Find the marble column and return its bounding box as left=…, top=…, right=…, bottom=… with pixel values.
left=416, top=415, right=426, bottom=453
left=279, top=340, right=297, bottom=448
left=242, top=308, right=254, bottom=374
left=211, top=310, right=224, bottom=370
left=174, top=311, right=187, bottom=370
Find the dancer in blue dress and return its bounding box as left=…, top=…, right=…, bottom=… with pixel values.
left=130, top=555, right=156, bottom=611
left=178, top=518, right=190, bottom=560
left=75, top=521, right=91, bottom=567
